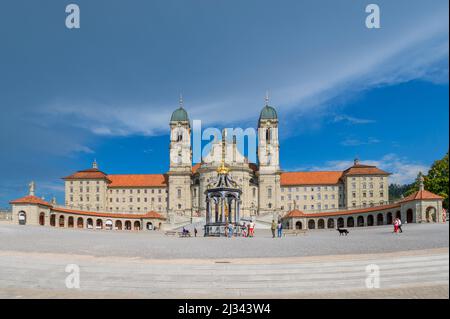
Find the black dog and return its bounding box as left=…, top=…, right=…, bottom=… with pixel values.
left=337, top=228, right=349, bottom=236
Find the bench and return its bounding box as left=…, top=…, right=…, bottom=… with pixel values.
left=283, top=229, right=307, bottom=236
left=164, top=231, right=177, bottom=236
left=178, top=231, right=191, bottom=238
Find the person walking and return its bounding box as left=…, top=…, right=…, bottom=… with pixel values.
left=277, top=221, right=283, bottom=238
left=194, top=227, right=198, bottom=237
left=397, top=218, right=403, bottom=233
left=228, top=223, right=234, bottom=238
left=271, top=220, right=277, bottom=238
left=393, top=218, right=399, bottom=233
left=249, top=221, right=255, bottom=237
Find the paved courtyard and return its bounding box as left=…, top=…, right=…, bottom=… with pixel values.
left=0, top=222, right=448, bottom=298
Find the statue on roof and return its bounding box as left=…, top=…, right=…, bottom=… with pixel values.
left=28, top=181, right=35, bottom=196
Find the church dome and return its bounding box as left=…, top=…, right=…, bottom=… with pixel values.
left=259, top=105, right=278, bottom=121
left=170, top=107, right=189, bottom=122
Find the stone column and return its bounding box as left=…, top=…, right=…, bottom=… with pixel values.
left=206, top=198, right=210, bottom=224
left=221, top=197, right=225, bottom=223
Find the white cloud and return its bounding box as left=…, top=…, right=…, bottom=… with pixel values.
left=340, top=137, right=380, bottom=146
left=333, top=115, right=376, bottom=125
left=36, top=3, right=448, bottom=137
left=306, top=154, right=429, bottom=185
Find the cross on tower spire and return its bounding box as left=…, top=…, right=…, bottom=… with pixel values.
left=265, top=90, right=270, bottom=106
left=179, top=93, right=184, bottom=108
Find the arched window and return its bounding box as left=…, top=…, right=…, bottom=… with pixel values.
left=318, top=219, right=325, bottom=229
left=39, top=213, right=45, bottom=226
left=295, top=221, right=302, bottom=229
left=18, top=211, right=26, bottom=225
left=347, top=217, right=354, bottom=227
left=59, top=215, right=65, bottom=227
left=327, top=219, right=335, bottom=229
left=377, top=213, right=383, bottom=225
left=357, top=216, right=364, bottom=227
left=367, top=215, right=374, bottom=226
left=266, top=128, right=271, bottom=144
left=68, top=216, right=74, bottom=228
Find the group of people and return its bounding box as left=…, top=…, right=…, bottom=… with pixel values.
left=271, top=220, right=283, bottom=238
left=393, top=217, right=403, bottom=233
left=224, top=221, right=255, bottom=238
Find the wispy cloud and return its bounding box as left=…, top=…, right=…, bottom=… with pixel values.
left=305, top=154, right=429, bottom=185
left=333, top=115, right=376, bottom=125
left=35, top=2, right=448, bottom=137
left=340, top=137, right=380, bottom=146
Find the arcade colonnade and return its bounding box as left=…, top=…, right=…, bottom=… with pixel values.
left=12, top=203, right=166, bottom=231
left=283, top=202, right=443, bottom=230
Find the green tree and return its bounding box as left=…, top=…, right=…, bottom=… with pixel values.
left=425, top=152, right=449, bottom=208
left=404, top=152, right=449, bottom=208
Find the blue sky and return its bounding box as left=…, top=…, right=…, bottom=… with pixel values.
left=0, top=0, right=448, bottom=206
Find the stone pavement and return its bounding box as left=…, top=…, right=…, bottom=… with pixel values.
left=0, top=223, right=448, bottom=298
left=0, top=248, right=447, bottom=298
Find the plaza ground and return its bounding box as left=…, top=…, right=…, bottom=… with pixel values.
left=0, top=222, right=448, bottom=298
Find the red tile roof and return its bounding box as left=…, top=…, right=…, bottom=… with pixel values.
left=63, top=168, right=111, bottom=181
left=281, top=171, right=343, bottom=186
left=192, top=163, right=201, bottom=174
left=52, top=207, right=166, bottom=219
left=342, top=164, right=390, bottom=176
left=283, top=203, right=401, bottom=219
left=9, top=195, right=53, bottom=207
left=107, top=174, right=167, bottom=188
left=399, top=189, right=443, bottom=203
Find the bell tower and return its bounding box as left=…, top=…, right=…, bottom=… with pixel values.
left=168, top=96, right=192, bottom=218
left=258, top=93, right=280, bottom=173
left=257, top=93, right=281, bottom=216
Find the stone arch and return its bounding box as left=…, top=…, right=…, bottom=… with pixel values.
left=318, top=219, right=325, bottom=229
left=134, top=221, right=141, bottom=230
left=18, top=211, right=26, bottom=225
left=295, top=221, right=303, bottom=229
left=308, top=219, right=315, bottom=229
left=39, top=212, right=45, bottom=226
left=407, top=209, right=414, bottom=223
left=50, top=214, right=56, bottom=227
left=59, top=215, right=65, bottom=227
left=337, top=217, right=344, bottom=228
left=357, top=216, right=364, bottom=227
left=68, top=216, right=74, bottom=228
left=96, top=219, right=103, bottom=229
left=396, top=210, right=401, bottom=220
left=105, top=219, right=113, bottom=230
left=377, top=213, right=384, bottom=225
left=77, top=217, right=83, bottom=228
left=347, top=217, right=354, bottom=227
left=367, top=215, right=374, bottom=226
left=426, top=207, right=437, bottom=222
left=386, top=212, right=393, bottom=225
left=86, top=218, right=93, bottom=229
left=125, top=220, right=132, bottom=230
left=327, top=218, right=335, bottom=229
left=115, top=220, right=123, bottom=230
left=146, top=222, right=153, bottom=230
